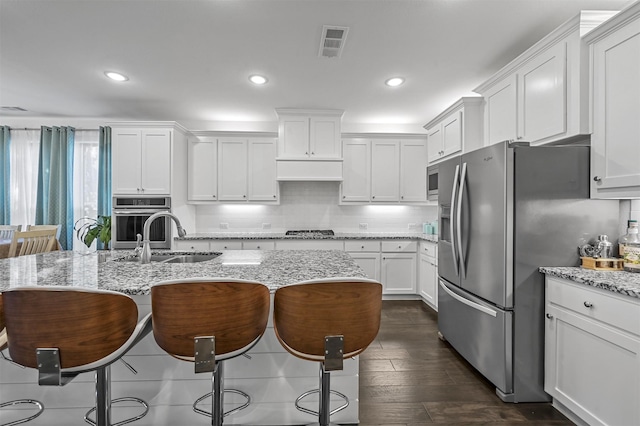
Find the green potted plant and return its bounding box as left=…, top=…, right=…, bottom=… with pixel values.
left=75, top=215, right=112, bottom=249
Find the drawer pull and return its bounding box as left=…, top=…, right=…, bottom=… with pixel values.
left=583, top=301, right=593, bottom=308
left=361, top=246, right=365, bottom=249
left=546, top=313, right=553, bottom=319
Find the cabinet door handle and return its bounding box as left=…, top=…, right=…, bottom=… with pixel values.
left=583, top=301, right=593, bottom=308
left=311, top=152, right=315, bottom=155
left=224, top=246, right=228, bottom=249
left=372, top=196, right=376, bottom=199
left=401, top=195, right=404, bottom=199
left=273, top=195, right=276, bottom=198
left=593, top=176, right=602, bottom=182
left=256, top=246, right=260, bottom=249
left=243, top=195, right=246, bottom=198
left=361, top=245, right=365, bottom=249
left=305, top=152, right=308, bottom=155
left=546, top=313, right=553, bottom=319
left=212, top=195, right=216, bottom=198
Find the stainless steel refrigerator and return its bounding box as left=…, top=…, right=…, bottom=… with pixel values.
left=437, top=140, right=619, bottom=402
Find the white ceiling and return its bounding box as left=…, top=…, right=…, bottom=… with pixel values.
left=0, top=0, right=634, bottom=134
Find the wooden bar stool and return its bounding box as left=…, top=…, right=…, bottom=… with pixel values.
left=0, top=292, right=44, bottom=426
left=1, top=287, right=152, bottom=426
left=273, top=277, right=383, bottom=426
left=151, top=278, right=270, bottom=426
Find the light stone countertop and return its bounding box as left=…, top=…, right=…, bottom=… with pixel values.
left=176, top=231, right=439, bottom=243
left=539, top=266, right=640, bottom=299
left=0, top=250, right=367, bottom=295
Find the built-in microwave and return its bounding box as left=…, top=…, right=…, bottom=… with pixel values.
left=427, top=165, right=438, bottom=201
left=111, top=196, right=172, bottom=249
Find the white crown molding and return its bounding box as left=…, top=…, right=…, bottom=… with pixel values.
left=583, top=2, right=640, bottom=44
left=189, top=130, right=278, bottom=139
left=106, top=121, right=190, bottom=134
left=423, top=96, right=483, bottom=130
left=341, top=132, right=426, bottom=140
left=275, top=108, right=344, bottom=117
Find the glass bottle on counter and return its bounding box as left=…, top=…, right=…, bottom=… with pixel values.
left=622, top=220, right=640, bottom=272
left=619, top=220, right=639, bottom=258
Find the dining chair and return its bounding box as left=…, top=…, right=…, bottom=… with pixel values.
left=0, top=225, right=21, bottom=241
left=26, top=224, right=61, bottom=239
left=0, top=292, right=45, bottom=426
left=7, top=229, right=58, bottom=258
left=151, top=278, right=271, bottom=426
left=273, top=277, right=383, bottom=426
left=2, top=286, right=152, bottom=426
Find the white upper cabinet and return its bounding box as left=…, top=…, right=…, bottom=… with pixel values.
left=276, top=109, right=343, bottom=159
left=187, top=135, right=278, bottom=203
left=341, top=137, right=427, bottom=204
left=188, top=138, right=217, bottom=201
left=586, top=2, right=640, bottom=199
left=112, top=127, right=172, bottom=195
left=482, top=75, right=517, bottom=147
left=400, top=141, right=427, bottom=202
left=342, top=139, right=371, bottom=202
left=424, top=97, right=483, bottom=163
left=371, top=139, right=400, bottom=202
left=474, top=11, right=618, bottom=146
left=218, top=139, right=248, bottom=201
left=248, top=139, right=278, bottom=201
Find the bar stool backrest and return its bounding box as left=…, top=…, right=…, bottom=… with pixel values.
left=273, top=278, right=383, bottom=362
left=2, top=287, right=138, bottom=369
left=151, top=279, right=271, bottom=360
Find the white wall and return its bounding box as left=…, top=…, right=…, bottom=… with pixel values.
left=195, top=181, right=437, bottom=232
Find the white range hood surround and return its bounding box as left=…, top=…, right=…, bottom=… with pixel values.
left=275, top=158, right=343, bottom=181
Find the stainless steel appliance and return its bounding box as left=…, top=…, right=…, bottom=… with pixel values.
left=285, top=230, right=335, bottom=237
left=112, top=196, right=172, bottom=249
left=427, top=164, right=438, bottom=201
left=437, top=141, right=619, bottom=402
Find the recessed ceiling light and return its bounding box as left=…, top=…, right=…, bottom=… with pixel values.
left=385, top=77, right=405, bottom=87
left=249, top=75, right=268, bottom=85
left=105, top=71, right=129, bottom=82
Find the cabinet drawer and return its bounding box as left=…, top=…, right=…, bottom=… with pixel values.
left=344, top=240, right=380, bottom=252
left=276, top=240, right=344, bottom=250
left=547, top=277, right=640, bottom=336
left=173, top=240, right=210, bottom=251
left=381, top=240, right=417, bottom=252
left=420, top=242, right=437, bottom=258
left=242, top=240, right=275, bottom=250
left=209, top=241, right=243, bottom=250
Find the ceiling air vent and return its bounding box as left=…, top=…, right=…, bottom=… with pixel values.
left=1, top=106, right=27, bottom=112
left=319, top=25, right=349, bottom=58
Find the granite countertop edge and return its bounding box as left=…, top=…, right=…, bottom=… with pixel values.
left=540, top=266, right=640, bottom=299
left=176, top=232, right=438, bottom=242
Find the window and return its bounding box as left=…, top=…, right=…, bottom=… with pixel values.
left=9, top=129, right=40, bottom=228
left=73, top=130, right=99, bottom=252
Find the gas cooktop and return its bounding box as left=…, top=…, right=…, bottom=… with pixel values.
left=285, top=230, right=335, bottom=237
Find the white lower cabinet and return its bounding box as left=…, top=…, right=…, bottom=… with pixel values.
left=381, top=252, right=417, bottom=295
left=346, top=240, right=382, bottom=282
left=418, top=241, right=438, bottom=310
left=544, top=276, right=640, bottom=426
left=242, top=240, right=275, bottom=250
left=173, top=239, right=210, bottom=251
left=275, top=240, right=344, bottom=250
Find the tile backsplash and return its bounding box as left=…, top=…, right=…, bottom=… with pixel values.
left=195, top=182, right=437, bottom=232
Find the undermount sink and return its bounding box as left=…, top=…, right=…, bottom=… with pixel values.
left=117, top=253, right=220, bottom=263
left=162, top=254, right=220, bottom=263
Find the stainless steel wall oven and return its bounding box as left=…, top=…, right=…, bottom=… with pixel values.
left=112, top=196, right=172, bottom=249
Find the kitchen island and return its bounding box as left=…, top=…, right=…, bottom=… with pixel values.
left=0, top=250, right=368, bottom=426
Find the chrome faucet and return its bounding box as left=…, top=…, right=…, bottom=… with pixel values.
left=140, top=212, right=187, bottom=264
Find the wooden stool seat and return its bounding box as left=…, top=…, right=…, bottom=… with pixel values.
left=273, top=278, right=383, bottom=426
left=1, top=287, right=152, bottom=426
left=151, top=278, right=270, bottom=426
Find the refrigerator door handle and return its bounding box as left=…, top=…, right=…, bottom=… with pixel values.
left=450, top=164, right=460, bottom=276
left=457, top=162, right=467, bottom=279
left=440, top=280, right=497, bottom=317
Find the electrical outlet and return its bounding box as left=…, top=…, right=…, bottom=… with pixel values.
left=408, top=223, right=417, bottom=230
left=359, top=223, right=368, bottom=230
left=220, top=223, right=229, bottom=229
left=262, top=223, right=271, bottom=230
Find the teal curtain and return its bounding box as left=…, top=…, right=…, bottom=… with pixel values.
left=35, top=126, right=75, bottom=250
left=97, top=126, right=112, bottom=249
left=0, top=126, right=9, bottom=225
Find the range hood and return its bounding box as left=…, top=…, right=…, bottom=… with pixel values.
left=276, top=158, right=343, bottom=181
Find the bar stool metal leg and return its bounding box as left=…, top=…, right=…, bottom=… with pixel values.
left=84, top=365, right=149, bottom=426
left=192, top=362, right=251, bottom=426
left=0, top=399, right=44, bottom=426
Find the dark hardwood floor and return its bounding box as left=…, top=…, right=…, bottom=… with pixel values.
left=358, top=300, right=574, bottom=425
